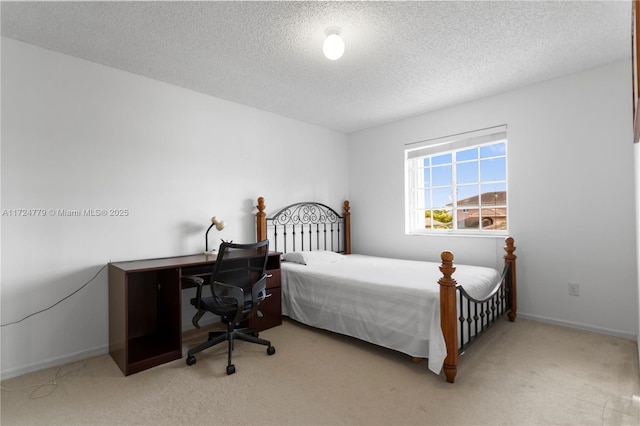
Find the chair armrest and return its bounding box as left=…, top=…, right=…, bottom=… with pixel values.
left=249, top=275, right=268, bottom=318
left=214, top=281, right=245, bottom=324
left=182, top=275, right=204, bottom=286
left=182, top=275, right=205, bottom=309
left=251, top=275, right=268, bottom=303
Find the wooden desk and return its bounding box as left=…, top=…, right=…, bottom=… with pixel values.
left=108, top=252, right=281, bottom=376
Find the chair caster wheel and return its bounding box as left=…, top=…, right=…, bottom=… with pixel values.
left=186, top=355, right=196, bottom=366
left=226, top=364, right=236, bottom=375
left=267, top=346, right=276, bottom=355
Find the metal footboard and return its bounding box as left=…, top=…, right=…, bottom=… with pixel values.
left=456, top=262, right=513, bottom=353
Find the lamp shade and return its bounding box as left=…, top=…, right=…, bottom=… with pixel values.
left=323, top=30, right=344, bottom=60
left=211, top=216, right=225, bottom=231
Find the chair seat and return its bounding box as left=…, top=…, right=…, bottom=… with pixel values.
left=191, top=296, right=235, bottom=316
left=190, top=296, right=253, bottom=320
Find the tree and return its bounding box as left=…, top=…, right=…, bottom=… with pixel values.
left=425, top=209, right=453, bottom=224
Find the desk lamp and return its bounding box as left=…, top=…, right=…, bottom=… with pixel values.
left=204, top=216, right=225, bottom=255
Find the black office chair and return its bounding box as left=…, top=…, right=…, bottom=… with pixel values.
left=182, top=240, right=275, bottom=375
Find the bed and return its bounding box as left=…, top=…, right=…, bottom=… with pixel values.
left=255, top=197, right=517, bottom=383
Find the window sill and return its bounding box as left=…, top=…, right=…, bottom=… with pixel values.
left=406, top=230, right=509, bottom=238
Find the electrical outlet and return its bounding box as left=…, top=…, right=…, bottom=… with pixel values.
left=568, top=282, right=580, bottom=296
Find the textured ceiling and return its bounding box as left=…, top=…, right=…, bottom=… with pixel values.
left=0, top=1, right=632, bottom=133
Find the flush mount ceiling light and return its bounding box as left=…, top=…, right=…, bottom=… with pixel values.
left=323, top=27, right=345, bottom=60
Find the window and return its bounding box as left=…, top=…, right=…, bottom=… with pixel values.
left=405, top=126, right=508, bottom=235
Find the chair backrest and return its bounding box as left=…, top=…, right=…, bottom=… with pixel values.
left=210, top=240, right=270, bottom=323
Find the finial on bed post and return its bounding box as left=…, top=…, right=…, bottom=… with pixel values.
left=343, top=200, right=351, bottom=254
left=257, top=197, right=267, bottom=242
left=439, top=250, right=458, bottom=383
left=504, top=236, right=517, bottom=322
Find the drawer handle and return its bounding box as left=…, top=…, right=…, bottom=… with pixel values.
left=266, top=274, right=273, bottom=278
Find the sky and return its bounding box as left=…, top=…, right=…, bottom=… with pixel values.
left=424, top=141, right=506, bottom=209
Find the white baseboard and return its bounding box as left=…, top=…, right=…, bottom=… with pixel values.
left=518, top=312, right=638, bottom=342
left=1, top=344, right=109, bottom=381
left=3, top=317, right=219, bottom=381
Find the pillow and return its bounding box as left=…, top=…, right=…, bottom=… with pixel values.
left=282, top=250, right=346, bottom=266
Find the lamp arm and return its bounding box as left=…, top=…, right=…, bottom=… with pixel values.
left=205, top=223, right=215, bottom=252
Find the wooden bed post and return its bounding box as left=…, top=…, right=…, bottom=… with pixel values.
left=343, top=200, right=351, bottom=254
left=439, top=250, right=458, bottom=383
left=504, top=236, right=517, bottom=322
left=256, top=197, right=267, bottom=242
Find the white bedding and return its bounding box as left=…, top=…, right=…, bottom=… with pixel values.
left=280, top=254, right=501, bottom=375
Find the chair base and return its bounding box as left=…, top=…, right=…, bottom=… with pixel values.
left=186, top=325, right=275, bottom=374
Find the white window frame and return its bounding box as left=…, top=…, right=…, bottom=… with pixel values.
left=404, top=125, right=508, bottom=236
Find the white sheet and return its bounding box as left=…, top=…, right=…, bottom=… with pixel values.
left=280, top=254, right=501, bottom=375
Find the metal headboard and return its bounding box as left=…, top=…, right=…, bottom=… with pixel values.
left=256, top=197, right=351, bottom=254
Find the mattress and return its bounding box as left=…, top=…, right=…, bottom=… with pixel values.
left=280, top=254, right=501, bottom=375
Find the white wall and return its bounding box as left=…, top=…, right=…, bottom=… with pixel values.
left=348, top=60, right=638, bottom=340
left=0, top=38, right=349, bottom=379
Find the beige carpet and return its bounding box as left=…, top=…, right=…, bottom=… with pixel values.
left=1, top=317, right=639, bottom=425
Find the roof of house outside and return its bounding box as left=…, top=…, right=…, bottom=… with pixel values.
left=456, top=191, right=506, bottom=206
